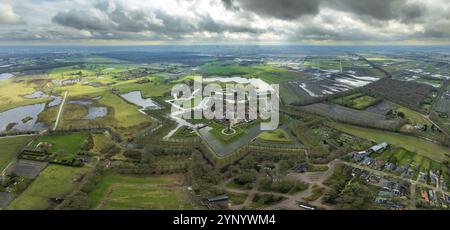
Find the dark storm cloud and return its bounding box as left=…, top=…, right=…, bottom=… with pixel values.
left=52, top=10, right=113, bottom=31
left=326, top=0, right=425, bottom=21
left=230, top=0, right=321, bottom=20
left=290, top=25, right=374, bottom=41
left=221, top=0, right=238, bottom=11
left=229, top=0, right=424, bottom=22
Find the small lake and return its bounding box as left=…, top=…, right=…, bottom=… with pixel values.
left=67, top=100, right=107, bottom=120
left=24, top=91, right=48, bottom=99
left=0, top=103, right=47, bottom=132
left=0, top=73, right=13, bottom=81
left=23, top=91, right=63, bottom=108
left=84, top=106, right=107, bottom=120
left=47, top=96, right=62, bottom=107
left=68, top=100, right=93, bottom=106
left=121, top=91, right=159, bottom=109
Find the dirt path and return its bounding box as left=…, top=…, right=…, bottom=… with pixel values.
left=96, top=187, right=115, bottom=210
left=230, top=176, right=261, bottom=210
left=53, top=91, right=68, bottom=130
left=226, top=160, right=340, bottom=210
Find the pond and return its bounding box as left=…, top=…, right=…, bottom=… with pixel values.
left=67, top=100, right=107, bottom=120
left=68, top=100, right=93, bottom=106
left=24, top=91, right=48, bottom=99
left=84, top=106, right=107, bottom=120
left=120, top=91, right=159, bottom=110
left=0, top=103, right=47, bottom=132
left=47, top=96, right=62, bottom=107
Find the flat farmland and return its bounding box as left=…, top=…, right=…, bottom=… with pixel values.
left=88, top=174, right=194, bottom=210
left=300, top=103, right=404, bottom=131
left=29, top=133, right=87, bottom=162
left=0, top=136, right=32, bottom=172
left=332, top=93, right=381, bottom=110
left=7, top=165, right=89, bottom=210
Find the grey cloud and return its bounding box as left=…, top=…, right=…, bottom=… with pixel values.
left=326, top=0, right=425, bottom=22
left=52, top=9, right=114, bottom=31
left=231, top=0, right=321, bottom=20
left=52, top=0, right=261, bottom=40
left=221, top=0, right=239, bottom=11
left=229, top=0, right=425, bottom=22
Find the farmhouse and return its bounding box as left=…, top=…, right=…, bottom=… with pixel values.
left=207, top=195, right=229, bottom=203
left=205, top=195, right=229, bottom=210
left=369, top=142, right=388, bottom=153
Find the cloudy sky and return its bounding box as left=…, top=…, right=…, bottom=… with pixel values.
left=0, top=0, right=450, bottom=45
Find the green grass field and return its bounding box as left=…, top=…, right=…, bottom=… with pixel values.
left=396, top=107, right=431, bottom=125
left=114, top=79, right=173, bottom=97
left=257, top=129, right=292, bottom=143
left=58, top=93, right=155, bottom=139
left=333, top=93, right=381, bottom=110
left=98, top=93, right=153, bottom=128
left=88, top=174, right=193, bottom=210
left=201, top=63, right=256, bottom=76
left=91, top=133, right=118, bottom=155
left=7, top=165, right=89, bottom=210
left=0, top=136, right=32, bottom=172
left=30, top=133, right=87, bottom=161
left=331, top=123, right=450, bottom=162
left=0, top=79, right=52, bottom=112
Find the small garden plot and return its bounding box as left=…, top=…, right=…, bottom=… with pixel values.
left=419, top=158, right=432, bottom=172
left=397, top=150, right=415, bottom=166
left=392, top=148, right=408, bottom=164
left=0, top=175, right=32, bottom=195
left=333, top=93, right=381, bottom=110
left=257, top=129, right=293, bottom=143
left=88, top=174, right=193, bottom=210
left=29, top=133, right=87, bottom=163
left=379, top=148, right=394, bottom=161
